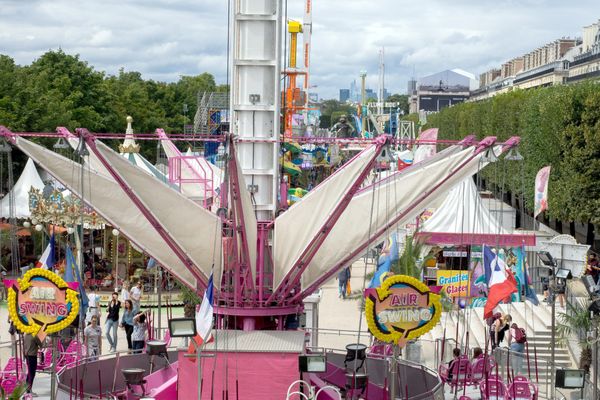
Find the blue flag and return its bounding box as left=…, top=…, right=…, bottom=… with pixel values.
left=369, top=233, right=399, bottom=288
left=66, top=247, right=89, bottom=319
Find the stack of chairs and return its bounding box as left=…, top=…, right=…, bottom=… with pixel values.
left=480, top=374, right=538, bottom=400
left=0, top=357, right=26, bottom=394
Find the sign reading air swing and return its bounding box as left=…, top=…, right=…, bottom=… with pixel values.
left=365, top=275, right=441, bottom=346
left=5, top=268, right=80, bottom=338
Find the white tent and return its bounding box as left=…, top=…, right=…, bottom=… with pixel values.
left=420, top=178, right=506, bottom=236
left=0, top=158, right=45, bottom=218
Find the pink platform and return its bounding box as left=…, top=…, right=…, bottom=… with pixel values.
left=177, top=351, right=299, bottom=400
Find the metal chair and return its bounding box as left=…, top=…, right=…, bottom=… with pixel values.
left=507, top=376, right=538, bottom=400
left=470, top=356, right=497, bottom=385
left=439, top=356, right=472, bottom=390
left=480, top=376, right=508, bottom=400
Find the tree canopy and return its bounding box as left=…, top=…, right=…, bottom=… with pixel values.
left=425, top=81, right=600, bottom=224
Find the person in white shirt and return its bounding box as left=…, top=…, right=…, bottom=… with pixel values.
left=85, top=287, right=101, bottom=325
left=84, top=315, right=102, bottom=361
left=120, top=281, right=131, bottom=303
left=130, top=281, right=142, bottom=314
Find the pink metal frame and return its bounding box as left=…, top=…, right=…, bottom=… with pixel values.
left=269, top=135, right=392, bottom=302
left=291, top=136, right=513, bottom=302
left=0, top=125, right=527, bottom=321
left=76, top=128, right=208, bottom=289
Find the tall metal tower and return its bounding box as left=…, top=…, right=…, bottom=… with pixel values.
left=230, top=1, right=283, bottom=220
left=377, top=47, right=385, bottom=115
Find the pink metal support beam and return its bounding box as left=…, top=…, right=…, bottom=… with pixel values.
left=292, top=136, right=500, bottom=302
left=269, top=135, right=391, bottom=302
left=226, top=136, right=255, bottom=302
left=76, top=128, right=208, bottom=290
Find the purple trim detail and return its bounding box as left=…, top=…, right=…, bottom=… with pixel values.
left=213, top=305, right=300, bottom=317
left=294, top=136, right=498, bottom=301
left=414, top=232, right=536, bottom=246
left=270, top=136, right=391, bottom=302
left=0, top=126, right=17, bottom=143
left=227, top=138, right=255, bottom=299
left=77, top=128, right=208, bottom=289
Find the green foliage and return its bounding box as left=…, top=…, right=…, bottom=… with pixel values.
left=0, top=50, right=220, bottom=161
left=386, top=94, right=409, bottom=115
left=180, top=284, right=202, bottom=318
left=319, top=99, right=356, bottom=128
left=0, top=381, right=27, bottom=399
left=425, top=82, right=600, bottom=223
left=556, top=300, right=594, bottom=371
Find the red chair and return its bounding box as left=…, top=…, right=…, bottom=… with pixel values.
left=480, top=376, right=508, bottom=400
left=470, top=356, right=497, bottom=385
left=439, top=356, right=472, bottom=390
left=507, top=376, right=538, bottom=400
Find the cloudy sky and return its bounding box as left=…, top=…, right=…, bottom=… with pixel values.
left=1, top=0, right=599, bottom=99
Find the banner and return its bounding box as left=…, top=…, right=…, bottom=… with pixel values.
left=436, top=270, right=470, bottom=297
left=365, top=274, right=442, bottom=346
left=413, top=128, right=438, bottom=164
left=5, top=268, right=79, bottom=338
left=534, top=166, right=551, bottom=217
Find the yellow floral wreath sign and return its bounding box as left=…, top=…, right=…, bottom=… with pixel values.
left=365, top=274, right=441, bottom=347
left=6, top=268, right=80, bottom=337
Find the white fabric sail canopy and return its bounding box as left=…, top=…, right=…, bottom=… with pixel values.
left=420, top=177, right=507, bottom=235
left=273, top=145, right=378, bottom=289
left=276, top=144, right=501, bottom=294
left=12, top=136, right=220, bottom=290
left=0, top=158, right=45, bottom=218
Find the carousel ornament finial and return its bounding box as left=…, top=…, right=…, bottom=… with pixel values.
left=119, top=115, right=140, bottom=154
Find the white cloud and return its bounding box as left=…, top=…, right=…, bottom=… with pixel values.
left=0, top=0, right=598, bottom=99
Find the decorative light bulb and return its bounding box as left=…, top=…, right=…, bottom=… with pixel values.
left=67, top=227, right=75, bottom=235
left=35, top=224, right=43, bottom=232
left=31, top=218, right=38, bottom=225
left=23, top=221, right=31, bottom=228
left=112, top=228, right=120, bottom=236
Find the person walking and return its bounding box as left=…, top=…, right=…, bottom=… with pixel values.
left=86, top=286, right=101, bottom=324
left=337, top=266, right=351, bottom=299
left=84, top=315, right=103, bottom=361
left=120, top=299, right=134, bottom=352
left=105, top=292, right=121, bottom=353
left=491, top=314, right=512, bottom=350
left=131, top=312, right=147, bottom=353
left=509, top=322, right=527, bottom=375
left=130, top=281, right=143, bottom=314
left=24, top=332, right=43, bottom=395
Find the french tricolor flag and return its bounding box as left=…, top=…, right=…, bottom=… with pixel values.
left=483, top=246, right=517, bottom=319
left=36, top=233, right=55, bottom=270
left=188, top=272, right=215, bottom=355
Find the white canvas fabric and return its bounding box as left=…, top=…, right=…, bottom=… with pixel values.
left=273, top=145, right=378, bottom=289
left=13, top=137, right=204, bottom=290
left=290, top=145, right=495, bottom=294
left=420, top=177, right=507, bottom=235
left=0, top=158, right=45, bottom=218
left=95, top=142, right=222, bottom=285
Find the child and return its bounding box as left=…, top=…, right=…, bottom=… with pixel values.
left=84, top=315, right=102, bottom=361
left=131, top=312, right=147, bottom=353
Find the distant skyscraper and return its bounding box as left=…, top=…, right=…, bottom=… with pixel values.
left=339, top=89, right=350, bottom=102
left=407, top=79, right=417, bottom=95
left=349, top=79, right=359, bottom=102
left=365, top=88, right=376, bottom=100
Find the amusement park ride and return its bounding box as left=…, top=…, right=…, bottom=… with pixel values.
left=0, top=1, right=531, bottom=399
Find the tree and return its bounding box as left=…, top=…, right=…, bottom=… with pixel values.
left=557, top=300, right=594, bottom=371
left=386, top=93, right=409, bottom=115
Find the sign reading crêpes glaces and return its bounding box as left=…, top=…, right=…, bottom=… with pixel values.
left=5, top=268, right=79, bottom=338
left=365, top=275, right=441, bottom=347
